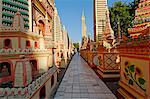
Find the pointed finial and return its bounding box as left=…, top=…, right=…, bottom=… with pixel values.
left=82, top=10, right=85, bottom=18
left=82, top=10, right=84, bottom=16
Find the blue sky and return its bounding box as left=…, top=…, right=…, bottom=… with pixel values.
left=54, top=0, right=133, bottom=42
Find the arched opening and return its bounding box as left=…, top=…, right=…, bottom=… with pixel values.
left=4, top=39, right=12, bottom=49
left=34, top=42, right=38, bottom=48
left=39, top=85, right=46, bottom=99
left=0, top=62, right=13, bottom=88
left=61, top=52, right=64, bottom=58
left=39, top=20, right=45, bottom=25
left=26, top=40, right=31, bottom=48
left=0, top=62, right=11, bottom=77
left=51, top=75, right=54, bottom=87
left=57, top=53, right=59, bottom=57
left=38, top=20, right=45, bottom=36
left=30, top=60, right=38, bottom=79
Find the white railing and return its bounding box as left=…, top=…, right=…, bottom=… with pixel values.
left=0, top=27, right=27, bottom=32
left=0, top=66, right=58, bottom=99
left=0, top=49, right=49, bottom=55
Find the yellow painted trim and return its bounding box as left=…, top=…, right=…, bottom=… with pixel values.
left=119, top=81, right=145, bottom=98
left=118, top=88, right=133, bottom=99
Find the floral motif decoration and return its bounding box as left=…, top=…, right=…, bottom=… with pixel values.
left=123, top=61, right=146, bottom=91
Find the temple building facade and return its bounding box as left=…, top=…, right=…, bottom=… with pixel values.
left=0, top=0, right=73, bottom=98
left=54, top=8, right=72, bottom=67
left=0, top=0, right=55, bottom=84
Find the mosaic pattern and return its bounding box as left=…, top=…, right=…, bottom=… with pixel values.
left=104, top=54, right=118, bottom=70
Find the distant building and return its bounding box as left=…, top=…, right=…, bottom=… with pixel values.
left=94, top=0, right=107, bottom=41
left=54, top=8, right=73, bottom=67
left=54, top=8, right=63, bottom=43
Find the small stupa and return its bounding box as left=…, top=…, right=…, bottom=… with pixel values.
left=102, top=8, right=115, bottom=48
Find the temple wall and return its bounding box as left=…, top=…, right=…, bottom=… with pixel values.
left=47, top=51, right=53, bottom=67
left=38, top=57, right=48, bottom=73
left=118, top=47, right=150, bottom=98
left=80, top=49, right=120, bottom=79
left=0, top=66, right=58, bottom=99
left=0, top=37, right=18, bottom=49
left=31, top=71, right=57, bottom=99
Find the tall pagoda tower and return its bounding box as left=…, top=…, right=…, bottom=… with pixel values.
left=128, top=0, right=150, bottom=37
left=81, top=10, right=88, bottom=50
left=81, top=10, right=87, bottom=38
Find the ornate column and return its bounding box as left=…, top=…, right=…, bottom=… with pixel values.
left=13, top=12, right=24, bottom=30
left=14, top=58, right=32, bottom=87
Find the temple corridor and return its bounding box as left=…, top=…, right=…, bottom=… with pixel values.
left=54, top=53, right=116, bottom=99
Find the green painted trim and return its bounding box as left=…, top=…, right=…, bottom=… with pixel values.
left=2, top=19, right=12, bottom=24
left=2, top=12, right=14, bottom=18
left=2, top=0, right=28, bottom=10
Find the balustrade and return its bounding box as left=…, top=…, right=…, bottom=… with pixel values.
left=0, top=48, right=49, bottom=55
left=0, top=66, right=58, bottom=99
left=80, top=47, right=120, bottom=80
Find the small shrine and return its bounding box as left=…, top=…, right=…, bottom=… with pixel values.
left=102, top=8, right=115, bottom=49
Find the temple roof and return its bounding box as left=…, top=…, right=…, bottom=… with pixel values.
left=128, top=0, right=150, bottom=36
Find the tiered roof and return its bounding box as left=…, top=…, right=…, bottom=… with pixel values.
left=128, top=0, right=150, bottom=37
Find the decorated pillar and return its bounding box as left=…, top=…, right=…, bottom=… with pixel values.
left=14, top=59, right=32, bottom=87
left=13, top=12, right=24, bottom=30
left=44, top=12, right=53, bottom=49
left=39, top=36, right=45, bottom=49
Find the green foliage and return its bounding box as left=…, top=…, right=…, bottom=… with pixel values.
left=138, top=78, right=146, bottom=85
left=128, top=79, right=133, bottom=85
left=109, top=0, right=140, bottom=37
left=129, top=65, right=135, bottom=72
left=124, top=62, right=146, bottom=91
left=73, top=43, right=79, bottom=49
left=125, top=68, right=128, bottom=73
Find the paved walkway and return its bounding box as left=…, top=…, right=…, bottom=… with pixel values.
left=54, top=54, right=116, bottom=99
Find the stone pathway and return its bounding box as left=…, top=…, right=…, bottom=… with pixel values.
left=54, top=54, right=116, bottom=99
